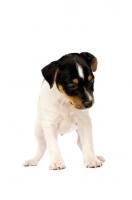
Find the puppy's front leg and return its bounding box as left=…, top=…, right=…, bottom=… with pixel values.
left=42, top=125, right=66, bottom=170
left=77, top=114, right=104, bottom=168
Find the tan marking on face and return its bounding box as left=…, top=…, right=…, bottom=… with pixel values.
left=58, top=85, right=83, bottom=108
left=51, top=68, right=59, bottom=88
left=88, top=75, right=92, bottom=81
left=72, top=78, right=79, bottom=84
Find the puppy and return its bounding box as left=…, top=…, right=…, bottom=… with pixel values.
left=23, top=52, right=105, bottom=169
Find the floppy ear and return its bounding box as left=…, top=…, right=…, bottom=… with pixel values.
left=41, top=61, right=60, bottom=88
left=80, top=52, right=98, bottom=72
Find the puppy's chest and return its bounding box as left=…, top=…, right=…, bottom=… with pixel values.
left=57, top=101, right=78, bottom=134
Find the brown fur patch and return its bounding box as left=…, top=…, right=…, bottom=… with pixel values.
left=88, top=75, right=92, bottom=81
left=72, top=78, right=79, bottom=84
left=58, top=85, right=83, bottom=108
left=91, top=58, right=97, bottom=72
left=51, top=68, right=59, bottom=88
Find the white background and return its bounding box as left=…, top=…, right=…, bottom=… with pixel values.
left=0, top=0, right=132, bottom=199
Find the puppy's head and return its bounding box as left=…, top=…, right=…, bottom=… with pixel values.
left=41, top=52, right=98, bottom=110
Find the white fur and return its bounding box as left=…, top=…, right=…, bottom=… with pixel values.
left=23, top=80, right=104, bottom=169
left=76, top=63, right=84, bottom=79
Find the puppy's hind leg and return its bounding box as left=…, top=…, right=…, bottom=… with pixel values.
left=76, top=131, right=105, bottom=167
left=76, top=132, right=105, bottom=164
left=23, top=120, right=47, bottom=167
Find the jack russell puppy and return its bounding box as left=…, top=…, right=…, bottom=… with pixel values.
left=23, top=52, right=105, bottom=170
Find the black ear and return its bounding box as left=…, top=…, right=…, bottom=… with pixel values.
left=80, top=52, right=98, bottom=72
left=41, top=61, right=60, bottom=88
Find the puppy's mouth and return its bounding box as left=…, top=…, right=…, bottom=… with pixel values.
left=70, top=101, right=93, bottom=110
left=70, top=102, right=82, bottom=109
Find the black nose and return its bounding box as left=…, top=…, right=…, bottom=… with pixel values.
left=84, top=101, right=92, bottom=108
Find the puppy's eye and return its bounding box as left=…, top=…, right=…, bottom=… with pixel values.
left=67, top=84, right=77, bottom=90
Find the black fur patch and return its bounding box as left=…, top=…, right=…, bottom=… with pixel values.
left=41, top=52, right=96, bottom=109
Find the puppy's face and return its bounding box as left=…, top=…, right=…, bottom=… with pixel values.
left=41, top=52, right=98, bottom=110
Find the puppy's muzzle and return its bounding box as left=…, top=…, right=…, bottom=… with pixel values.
left=72, top=100, right=93, bottom=110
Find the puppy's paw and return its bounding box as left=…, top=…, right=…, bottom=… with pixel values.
left=84, top=155, right=104, bottom=168
left=22, top=159, right=38, bottom=167
left=49, top=158, right=66, bottom=170
left=49, top=163, right=66, bottom=170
